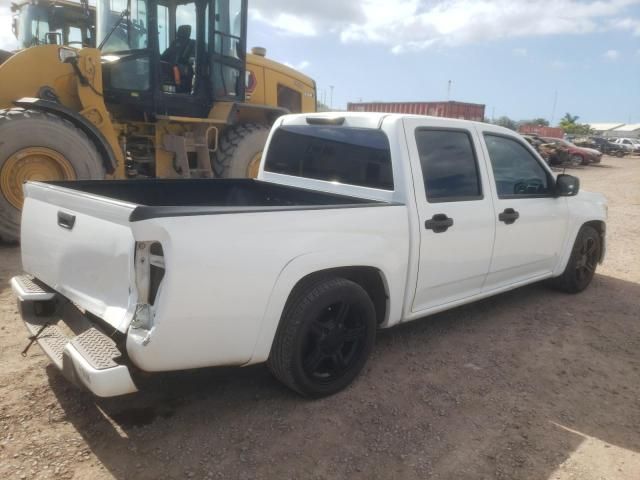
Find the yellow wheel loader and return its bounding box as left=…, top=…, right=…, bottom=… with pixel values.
left=0, top=0, right=316, bottom=242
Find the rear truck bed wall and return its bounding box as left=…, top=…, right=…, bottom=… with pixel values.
left=20, top=179, right=414, bottom=373
left=125, top=204, right=410, bottom=371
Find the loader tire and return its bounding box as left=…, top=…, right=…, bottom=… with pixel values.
left=0, top=108, right=105, bottom=243
left=211, top=123, right=270, bottom=178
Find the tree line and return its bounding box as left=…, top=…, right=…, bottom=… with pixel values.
left=488, top=113, right=592, bottom=135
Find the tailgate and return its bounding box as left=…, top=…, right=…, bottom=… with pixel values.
left=20, top=182, right=138, bottom=333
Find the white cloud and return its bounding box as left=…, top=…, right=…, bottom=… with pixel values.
left=550, top=59, right=567, bottom=69
left=250, top=0, right=640, bottom=53
left=604, top=49, right=620, bottom=60
left=611, top=17, right=640, bottom=34
left=513, top=47, right=528, bottom=57
left=284, top=60, right=311, bottom=70
left=0, top=6, right=19, bottom=51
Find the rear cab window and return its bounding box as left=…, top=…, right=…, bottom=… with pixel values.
left=264, top=125, right=394, bottom=190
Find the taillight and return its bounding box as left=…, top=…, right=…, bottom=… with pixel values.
left=132, top=242, right=165, bottom=330
left=136, top=242, right=165, bottom=305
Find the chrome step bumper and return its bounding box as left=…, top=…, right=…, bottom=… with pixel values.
left=12, top=275, right=138, bottom=398
left=10, top=275, right=56, bottom=301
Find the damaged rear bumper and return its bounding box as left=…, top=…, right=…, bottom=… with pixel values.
left=12, top=275, right=138, bottom=398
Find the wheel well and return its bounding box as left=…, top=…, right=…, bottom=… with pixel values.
left=583, top=220, right=606, bottom=262
left=287, top=267, right=389, bottom=325
left=13, top=98, right=116, bottom=173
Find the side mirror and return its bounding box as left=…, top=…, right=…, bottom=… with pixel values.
left=555, top=174, right=580, bottom=197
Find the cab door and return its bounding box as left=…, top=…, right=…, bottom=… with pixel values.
left=404, top=118, right=496, bottom=313
left=479, top=131, right=569, bottom=290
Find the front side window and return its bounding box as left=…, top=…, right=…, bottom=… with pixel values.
left=415, top=129, right=482, bottom=202
left=97, top=0, right=148, bottom=53
left=484, top=134, right=552, bottom=197
left=264, top=126, right=394, bottom=190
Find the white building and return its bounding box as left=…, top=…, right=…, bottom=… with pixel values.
left=589, top=123, right=625, bottom=137
left=611, top=124, right=640, bottom=139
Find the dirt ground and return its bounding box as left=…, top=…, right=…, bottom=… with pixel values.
left=1, top=156, right=639, bottom=480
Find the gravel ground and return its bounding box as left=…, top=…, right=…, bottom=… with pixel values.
left=1, top=156, right=639, bottom=480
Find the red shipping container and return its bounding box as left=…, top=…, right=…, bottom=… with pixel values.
left=518, top=125, right=564, bottom=139
left=347, top=101, right=486, bottom=122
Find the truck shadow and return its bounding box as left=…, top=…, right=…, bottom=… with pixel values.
left=48, top=273, right=640, bottom=479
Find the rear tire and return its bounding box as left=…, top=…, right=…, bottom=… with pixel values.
left=0, top=108, right=105, bottom=243
left=549, top=225, right=601, bottom=294
left=268, top=277, right=377, bottom=398
left=211, top=123, right=270, bottom=178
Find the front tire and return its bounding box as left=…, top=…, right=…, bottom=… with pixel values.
left=211, top=123, right=270, bottom=179
left=268, top=277, right=377, bottom=398
left=0, top=108, right=105, bottom=243
left=549, top=225, right=601, bottom=294
left=567, top=154, right=581, bottom=166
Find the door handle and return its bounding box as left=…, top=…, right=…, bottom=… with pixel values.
left=425, top=214, right=454, bottom=233
left=499, top=208, right=520, bottom=225
left=57, top=211, right=76, bottom=230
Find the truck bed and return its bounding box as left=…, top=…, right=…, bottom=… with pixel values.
left=46, top=178, right=388, bottom=221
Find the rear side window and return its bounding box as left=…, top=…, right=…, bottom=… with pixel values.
left=415, top=129, right=482, bottom=202
left=264, top=125, right=394, bottom=190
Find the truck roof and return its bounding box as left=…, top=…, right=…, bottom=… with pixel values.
left=290, top=112, right=515, bottom=135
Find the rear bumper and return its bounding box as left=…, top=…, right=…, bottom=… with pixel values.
left=12, top=275, right=138, bottom=398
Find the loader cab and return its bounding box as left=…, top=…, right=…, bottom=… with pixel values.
left=98, top=0, right=247, bottom=119
left=12, top=1, right=94, bottom=49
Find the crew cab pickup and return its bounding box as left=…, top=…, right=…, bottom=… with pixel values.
left=12, top=113, right=607, bottom=398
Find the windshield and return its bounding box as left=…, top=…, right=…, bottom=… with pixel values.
left=16, top=4, right=52, bottom=48
left=96, top=0, right=148, bottom=53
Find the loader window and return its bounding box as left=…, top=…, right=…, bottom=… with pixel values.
left=211, top=0, right=245, bottom=99
left=159, top=2, right=197, bottom=94
left=97, top=0, right=149, bottom=53
left=157, top=5, right=169, bottom=53
left=264, top=125, right=394, bottom=190
left=278, top=85, right=303, bottom=114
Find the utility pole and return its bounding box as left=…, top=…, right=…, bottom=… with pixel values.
left=550, top=90, right=558, bottom=125
left=330, top=85, right=335, bottom=109
left=446, top=80, right=452, bottom=101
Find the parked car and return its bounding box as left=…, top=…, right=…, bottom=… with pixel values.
left=542, top=137, right=602, bottom=165
left=522, top=134, right=570, bottom=165
left=577, top=137, right=627, bottom=157
left=613, top=138, right=640, bottom=154
left=12, top=113, right=608, bottom=398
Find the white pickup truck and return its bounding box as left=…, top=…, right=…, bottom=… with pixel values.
left=11, top=113, right=607, bottom=398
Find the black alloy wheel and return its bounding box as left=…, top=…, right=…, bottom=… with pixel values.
left=302, top=300, right=368, bottom=383
left=575, top=234, right=599, bottom=286
left=268, top=277, right=377, bottom=397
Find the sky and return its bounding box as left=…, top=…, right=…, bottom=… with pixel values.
left=1, top=0, right=639, bottom=124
